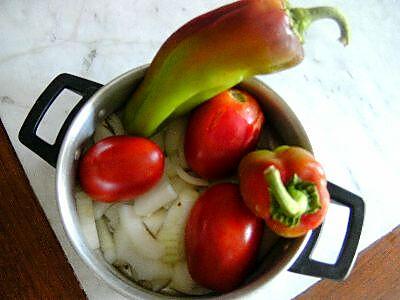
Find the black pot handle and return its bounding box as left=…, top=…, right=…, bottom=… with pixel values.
left=19, top=73, right=103, bottom=168
left=289, top=182, right=364, bottom=280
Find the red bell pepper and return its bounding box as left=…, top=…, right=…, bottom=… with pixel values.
left=238, top=146, right=330, bottom=237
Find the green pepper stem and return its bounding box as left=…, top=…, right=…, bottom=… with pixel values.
left=264, top=166, right=308, bottom=217
left=289, top=6, right=350, bottom=46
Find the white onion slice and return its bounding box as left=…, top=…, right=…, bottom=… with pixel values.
left=119, top=205, right=165, bottom=260
left=113, top=225, right=134, bottom=265
left=158, top=189, right=199, bottom=264
left=96, top=217, right=116, bottom=264
left=93, top=201, right=112, bottom=220
left=116, top=264, right=137, bottom=281
left=133, top=176, right=177, bottom=217
left=106, top=114, right=125, bottom=135
left=169, top=176, right=193, bottom=194
left=169, top=261, right=210, bottom=295
left=104, top=203, right=121, bottom=232
left=114, top=226, right=172, bottom=281
left=93, top=114, right=125, bottom=143
left=76, top=191, right=99, bottom=249
left=151, top=278, right=171, bottom=292
left=176, top=165, right=209, bottom=186
left=142, top=209, right=167, bottom=237
left=93, top=125, right=112, bottom=143
left=129, top=251, right=172, bottom=281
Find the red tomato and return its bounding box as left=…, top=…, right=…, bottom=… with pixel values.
left=79, top=136, right=164, bottom=202
left=185, top=183, right=263, bottom=292
left=184, top=89, right=264, bottom=180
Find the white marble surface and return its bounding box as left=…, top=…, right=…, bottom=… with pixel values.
left=1, top=0, right=399, bottom=299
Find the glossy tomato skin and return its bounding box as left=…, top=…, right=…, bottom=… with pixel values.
left=185, top=183, right=263, bottom=292
left=184, top=89, right=264, bottom=180
left=79, top=136, right=164, bottom=202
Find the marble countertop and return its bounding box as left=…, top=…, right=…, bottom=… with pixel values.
left=1, top=0, right=399, bottom=299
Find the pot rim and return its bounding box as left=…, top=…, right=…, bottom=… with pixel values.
left=56, top=65, right=312, bottom=299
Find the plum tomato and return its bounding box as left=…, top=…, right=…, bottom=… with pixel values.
left=184, top=89, right=264, bottom=180
left=185, top=183, right=263, bottom=292
left=79, top=136, right=164, bottom=202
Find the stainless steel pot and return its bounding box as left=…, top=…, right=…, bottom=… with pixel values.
left=19, top=65, right=364, bottom=299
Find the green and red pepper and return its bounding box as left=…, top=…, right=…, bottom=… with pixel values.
left=238, top=146, right=330, bottom=237
left=123, top=0, right=349, bottom=137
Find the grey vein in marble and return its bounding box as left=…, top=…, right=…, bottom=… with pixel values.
left=82, top=49, right=97, bottom=73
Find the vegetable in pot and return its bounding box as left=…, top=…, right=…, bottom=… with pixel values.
left=169, top=261, right=211, bottom=295
left=158, top=189, right=199, bottom=264
left=123, top=0, right=349, bottom=136
left=76, top=190, right=99, bottom=249
left=79, top=136, right=165, bottom=202
left=185, top=183, right=264, bottom=292
left=96, top=217, right=117, bottom=264
left=93, top=113, right=125, bottom=143
left=184, top=88, right=264, bottom=179
left=133, top=176, right=177, bottom=217
left=119, top=204, right=165, bottom=260
left=238, top=146, right=330, bottom=237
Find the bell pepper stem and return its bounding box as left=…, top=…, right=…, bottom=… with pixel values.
left=264, top=166, right=308, bottom=217
left=289, top=6, right=350, bottom=46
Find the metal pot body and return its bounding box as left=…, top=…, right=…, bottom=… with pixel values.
left=19, top=66, right=365, bottom=299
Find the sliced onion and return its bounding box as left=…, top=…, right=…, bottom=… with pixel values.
left=113, top=225, right=134, bottom=266
left=116, top=264, right=137, bottom=281
left=158, top=189, right=199, bottom=264
left=130, top=252, right=172, bottom=281
left=142, top=209, right=167, bottom=237
left=169, top=176, right=193, bottom=194
left=96, top=217, right=116, bottom=264
left=93, top=201, right=112, bottom=220
left=176, top=165, right=209, bottom=187
left=119, top=205, right=165, bottom=260
left=106, top=114, right=125, bottom=135
left=151, top=278, right=171, bottom=292
left=114, top=226, right=172, bottom=281
left=93, top=125, right=113, bottom=143
left=76, top=191, right=99, bottom=249
left=93, top=113, right=124, bottom=143
left=169, top=261, right=210, bottom=295
left=133, top=176, right=177, bottom=217
left=104, top=203, right=121, bottom=232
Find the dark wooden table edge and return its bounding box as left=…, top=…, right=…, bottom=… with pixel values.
left=0, top=119, right=87, bottom=299
left=295, top=225, right=400, bottom=299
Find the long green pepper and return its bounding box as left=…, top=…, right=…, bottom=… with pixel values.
left=123, top=0, right=349, bottom=136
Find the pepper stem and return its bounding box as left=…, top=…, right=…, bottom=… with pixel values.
left=264, top=166, right=308, bottom=217
left=289, top=6, right=350, bottom=46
